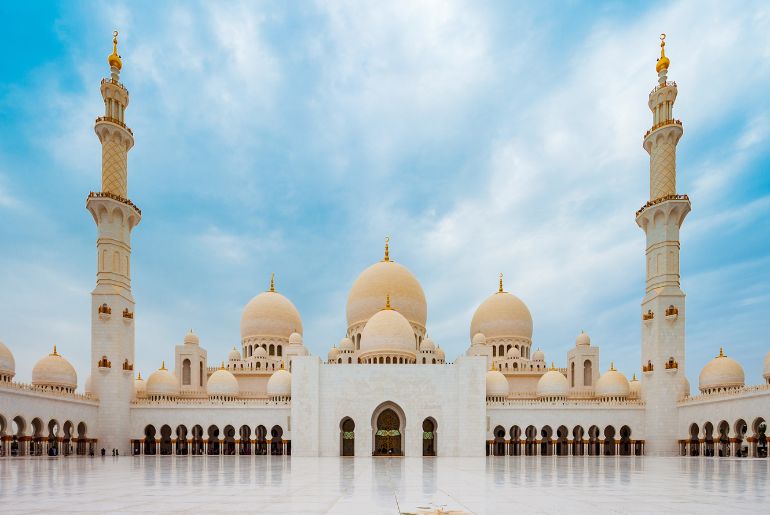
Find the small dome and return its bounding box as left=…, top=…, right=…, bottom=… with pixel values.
left=486, top=368, right=509, bottom=398
left=680, top=375, right=690, bottom=398
left=360, top=303, right=416, bottom=355
left=253, top=346, right=268, bottom=358
left=575, top=331, right=590, bottom=347
left=327, top=346, right=340, bottom=361
left=763, top=351, right=770, bottom=380
left=228, top=347, right=241, bottom=361
left=470, top=286, right=533, bottom=342
left=134, top=372, right=146, bottom=396
left=0, top=340, right=15, bottom=378
left=346, top=248, right=427, bottom=330
left=536, top=367, right=568, bottom=398
left=595, top=364, right=630, bottom=398
left=420, top=337, right=436, bottom=352
left=507, top=346, right=521, bottom=359
left=32, top=346, right=77, bottom=390
left=699, top=348, right=745, bottom=393
left=183, top=329, right=199, bottom=345
left=84, top=374, right=93, bottom=395
left=241, top=286, right=303, bottom=342
left=339, top=337, right=355, bottom=352
left=532, top=348, right=545, bottom=362
left=146, top=363, right=179, bottom=397
left=289, top=332, right=303, bottom=346
left=267, top=366, right=291, bottom=397
left=471, top=333, right=486, bottom=346
left=207, top=366, right=239, bottom=396
left=629, top=374, right=641, bottom=399
left=436, top=346, right=445, bottom=361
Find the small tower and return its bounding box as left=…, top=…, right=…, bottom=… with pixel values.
left=636, top=34, right=690, bottom=456
left=86, top=31, right=141, bottom=455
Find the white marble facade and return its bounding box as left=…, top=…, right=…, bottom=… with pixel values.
left=1, top=34, right=769, bottom=462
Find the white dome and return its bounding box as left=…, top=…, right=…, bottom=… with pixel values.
left=470, top=288, right=533, bottom=342
left=207, top=367, right=239, bottom=396
left=146, top=364, right=179, bottom=397
left=486, top=369, right=509, bottom=397
left=596, top=365, right=630, bottom=398
left=532, top=348, right=545, bottom=362
left=575, top=331, right=591, bottom=347
left=253, top=346, right=268, bottom=358
left=360, top=306, right=416, bottom=354
left=629, top=374, right=641, bottom=398
left=507, top=346, right=521, bottom=359
left=183, top=329, right=199, bottom=345
left=436, top=346, right=445, bottom=361
left=471, top=333, right=487, bottom=346
left=346, top=253, right=427, bottom=330
left=32, top=347, right=77, bottom=390
left=536, top=368, right=569, bottom=398
left=763, top=351, right=770, bottom=380
left=339, top=337, right=355, bottom=352
left=327, top=346, right=340, bottom=361
left=420, top=336, right=436, bottom=352
left=228, top=347, right=241, bottom=361
left=680, top=375, right=690, bottom=398
left=267, top=367, right=291, bottom=397
left=289, top=332, right=303, bottom=346
left=699, top=348, right=745, bottom=392
left=134, top=372, right=146, bottom=395
left=241, top=288, right=303, bottom=341
left=0, top=340, right=15, bottom=377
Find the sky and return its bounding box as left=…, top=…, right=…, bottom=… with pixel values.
left=0, top=1, right=769, bottom=391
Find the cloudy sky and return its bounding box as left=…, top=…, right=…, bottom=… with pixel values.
left=1, top=1, right=769, bottom=389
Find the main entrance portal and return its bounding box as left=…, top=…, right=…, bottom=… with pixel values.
left=374, top=408, right=402, bottom=456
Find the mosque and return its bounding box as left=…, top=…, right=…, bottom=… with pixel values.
left=0, top=33, right=768, bottom=460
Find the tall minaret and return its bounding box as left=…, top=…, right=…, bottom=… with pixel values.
left=636, top=34, right=690, bottom=456
left=86, top=31, right=141, bottom=454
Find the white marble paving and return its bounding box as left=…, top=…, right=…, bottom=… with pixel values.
left=0, top=456, right=768, bottom=514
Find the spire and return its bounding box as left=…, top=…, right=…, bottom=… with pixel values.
left=108, top=30, right=123, bottom=80
left=269, top=272, right=275, bottom=292
left=220, top=361, right=225, bottom=370
left=610, top=361, right=616, bottom=371
left=51, top=345, right=59, bottom=356
left=631, top=373, right=637, bottom=381
left=137, top=371, right=142, bottom=380
left=550, top=361, right=556, bottom=371
left=160, top=360, right=166, bottom=371
left=384, top=293, right=392, bottom=310
left=655, top=33, right=670, bottom=74
left=718, top=347, right=725, bottom=358
left=498, top=273, right=504, bottom=293
left=383, top=236, right=390, bottom=262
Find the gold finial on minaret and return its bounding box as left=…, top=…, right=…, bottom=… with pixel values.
left=498, top=273, right=504, bottom=293
left=656, top=33, right=670, bottom=73
left=269, top=272, right=275, bottom=292
left=51, top=345, right=59, bottom=356
left=383, top=236, right=390, bottom=262
left=160, top=360, right=166, bottom=371
left=108, top=30, right=123, bottom=71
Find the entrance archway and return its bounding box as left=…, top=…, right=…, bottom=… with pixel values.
left=340, top=417, right=355, bottom=457
left=371, top=402, right=404, bottom=456
left=422, top=418, right=437, bottom=456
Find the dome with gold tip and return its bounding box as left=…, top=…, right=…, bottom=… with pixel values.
left=470, top=275, right=533, bottom=342
left=699, top=347, right=745, bottom=393
left=241, top=274, right=303, bottom=342
left=32, top=346, right=77, bottom=391
left=346, top=238, right=427, bottom=331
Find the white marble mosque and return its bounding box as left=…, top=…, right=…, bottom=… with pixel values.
left=0, top=33, right=768, bottom=466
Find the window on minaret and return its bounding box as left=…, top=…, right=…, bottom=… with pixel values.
left=583, top=360, right=592, bottom=387
left=571, top=362, right=575, bottom=387
left=182, top=359, right=191, bottom=386
left=199, top=361, right=204, bottom=387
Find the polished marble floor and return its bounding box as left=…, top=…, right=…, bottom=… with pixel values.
left=0, top=456, right=768, bottom=514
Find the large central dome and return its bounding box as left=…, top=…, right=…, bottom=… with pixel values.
left=346, top=242, right=427, bottom=330
left=241, top=278, right=303, bottom=341
left=470, top=283, right=533, bottom=342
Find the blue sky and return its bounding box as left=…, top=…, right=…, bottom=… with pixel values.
left=1, top=1, right=769, bottom=389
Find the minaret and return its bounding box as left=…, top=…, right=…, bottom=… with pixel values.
left=636, top=34, right=690, bottom=456
left=86, top=31, right=141, bottom=454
